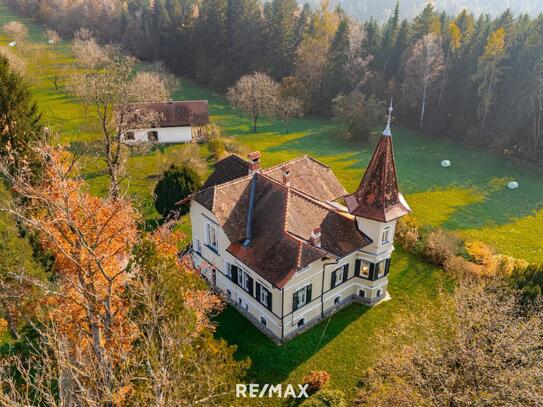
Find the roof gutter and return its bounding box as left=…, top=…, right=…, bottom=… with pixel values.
left=242, top=174, right=258, bottom=247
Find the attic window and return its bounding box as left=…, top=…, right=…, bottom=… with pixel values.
left=147, top=130, right=158, bottom=142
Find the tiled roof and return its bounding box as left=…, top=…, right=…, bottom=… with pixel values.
left=193, top=167, right=371, bottom=288
left=263, top=156, right=347, bottom=202
left=345, top=135, right=411, bottom=222
left=128, top=100, right=209, bottom=127
left=202, top=155, right=250, bottom=189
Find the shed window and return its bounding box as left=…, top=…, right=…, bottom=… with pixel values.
left=147, top=130, right=158, bottom=142
left=124, top=131, right=135, bottom=141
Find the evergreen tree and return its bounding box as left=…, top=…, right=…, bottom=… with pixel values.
left=265, top=0, right=299, bottom=79
left=154, top=164, right=202, bottom=218
left=0, top=56, right=42, bottom=172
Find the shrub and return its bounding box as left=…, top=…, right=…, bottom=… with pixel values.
left=300, top=389, right=347, bottom=407
left=153, top=164, right=201, bottom=218
left=465, top=240, right=494, bottom=266
left=422, top=229, right=461, bottom=266
left=303, top=370, right=330, bottom=393
left=444, top=255, right=483, bottom=277
left=395, top=217, right=420, bottom=251
left=208, top=136, right=227, bottom=162
left=512, top=263, right=543, bottom=300
left=169, top=144, right=207, bottom=177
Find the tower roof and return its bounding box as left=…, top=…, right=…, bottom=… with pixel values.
left=344, top=105, right=411, bottom=222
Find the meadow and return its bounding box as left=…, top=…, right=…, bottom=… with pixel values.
left=1, top=2, right=542, bottom=403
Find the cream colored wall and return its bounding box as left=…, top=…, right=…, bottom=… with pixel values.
left=190, top=200, right=395, bottom=340
left=356, top=217, right=397, bottom=261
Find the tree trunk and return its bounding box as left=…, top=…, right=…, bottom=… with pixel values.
left=420, top=85, right=427, bottom=129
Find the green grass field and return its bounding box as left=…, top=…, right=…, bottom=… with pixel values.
left=1, top=3, right=542, bottom=404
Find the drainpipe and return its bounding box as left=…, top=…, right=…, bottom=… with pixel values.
left=281, top=288, right=285, bottom=341
left=321, top=257, right=339, bottom=318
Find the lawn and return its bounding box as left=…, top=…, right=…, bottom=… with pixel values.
left=216, top=248, right=452, bottom=403
left=1, top=3, right=543, bottom=405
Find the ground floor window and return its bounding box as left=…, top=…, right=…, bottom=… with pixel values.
left=124, top=131, right=135, bottom=141
left=147, top=130, right=158, bottom=142
left=297, top=318, right=305, bottom=327
left=377, top=289, right=382, bottom=297
left=334, top=296, right=341, bottom=305
left=226, top=289, right=231, bottom=298
left=194, top=239, right=202, bottom=254
left=238, top=297, right=248, bottom=311
left=359, top=289, right=365, bottom=298
left=260, top=316, right=267, bottom=327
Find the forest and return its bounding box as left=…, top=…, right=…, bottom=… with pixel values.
left=6, top=0, right=543, bottom=164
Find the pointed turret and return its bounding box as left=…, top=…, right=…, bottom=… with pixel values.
left=344, top=102, right=411, bottom=222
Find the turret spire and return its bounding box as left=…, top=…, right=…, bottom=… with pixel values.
left=383, top=98, right=393, bottom=137
left=344, top=103, right=411, bottom=223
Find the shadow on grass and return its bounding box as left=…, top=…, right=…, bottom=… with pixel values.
left=215, top=303, right=369, bottom=385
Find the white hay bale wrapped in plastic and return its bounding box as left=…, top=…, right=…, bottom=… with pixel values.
left=441, top=160, right=451, bottom=168
left=507, top=181, right=519, bottom=190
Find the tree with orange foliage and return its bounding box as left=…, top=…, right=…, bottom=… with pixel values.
left=1, top=141, right=138, bottom=404
left=0, top=142, right=247, bottom=405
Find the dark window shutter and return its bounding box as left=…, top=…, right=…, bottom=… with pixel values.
left=293, top=292, right=299, bottom=311
left=267, top=289, right=272, bottom=310
left=369, top=263, right=376, bottom=280
left=355, top=259, right=361, bottom=277
left=331, top=270, right=337, bottom=288
left=385, top=258, right=391, bottom=276
left=230, top=266, right=238, bottom=284
left=307, top=285, right=312, bottom=302
left=343, top=264, right=349, bottom=282
left=255, top=283, right=261, bottom=302
left=247, top=276, right=254, bottom=296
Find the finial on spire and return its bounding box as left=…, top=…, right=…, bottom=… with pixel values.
left=383, top=97, right=393, bottom=137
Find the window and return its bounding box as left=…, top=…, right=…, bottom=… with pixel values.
left=376, top=289, right=382, bottom=297
left=334, top=296, right=341, bottom=305
left=331, top=264, right=348, bottom=288
left=259, top=287, right=269, bottom=306
left=124, top=131, right=135, bottom=141
left=260, top=316, right=267, bottom=327
left=238, top=296, right=248, bottom=311
left=236, top=269, right=252, bottom=294
left=226, top=289, right=232, bottom=298
left=147, top=130, right=158, bottom=142
left=359, top=289, right=365, bottom=298
left=194, top=239, right=202, bottom=254
left=293, top=285, right=312, bottom=311
left=205, top=223, right=218, bottom=251
left=360, top=261, right=370, bottom=278
left=297, top=318, right=305, bottom=327
left=377, top=261, right=386, bottom=278
left=381, top=226, right=392, bottom=245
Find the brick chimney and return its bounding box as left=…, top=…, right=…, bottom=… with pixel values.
left=248, top=151, right=261, bottom=174
left=310, top=227, right=322, bottom=248
left=282, top=165, right=291, bottom=187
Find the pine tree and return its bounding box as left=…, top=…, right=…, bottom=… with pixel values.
left=0, top=56, right=42, bottom=172
left=265, top=0, right=298, bottom=79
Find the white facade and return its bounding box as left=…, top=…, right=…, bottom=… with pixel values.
left=122, top=126, right=193, bottom=144
left=189, top=199, right=394, bottom=343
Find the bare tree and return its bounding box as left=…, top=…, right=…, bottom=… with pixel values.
left=530, top=62, right=543, bottom=152
left=44, top=28, right=60, bottom=44
left=356, top=279, right=543, bottom=406
left=2, top=21, right=28, bottom=45
left=228, top=72, right=280, bottom=132
left=69, top=32, right=173, bottom=199
left=274, top=94, right=304, bottom=133
left=403, top=33, right=444, bottom=128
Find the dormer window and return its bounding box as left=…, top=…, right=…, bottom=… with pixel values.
left=205, top=223, right=218, bottom=252
left=381, top=226, right=392, bottom=245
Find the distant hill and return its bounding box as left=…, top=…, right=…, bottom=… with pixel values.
left=303, top=0, right=543, bottom=21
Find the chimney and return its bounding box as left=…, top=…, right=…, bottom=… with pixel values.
left=310, top=227, right=322, bottom=248
left=248, top=151, right=261, bottom=174
left=282, top=165, right=291, bottom=187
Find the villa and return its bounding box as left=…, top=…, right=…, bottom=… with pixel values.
left=186, top=108, right=410, bottom=342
